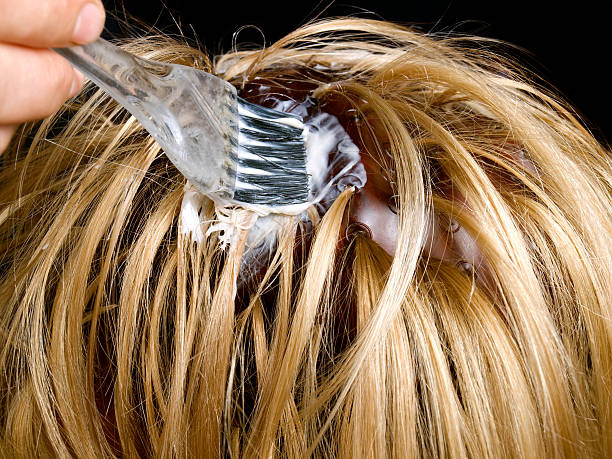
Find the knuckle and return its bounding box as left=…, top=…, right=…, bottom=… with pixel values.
left=43, top=0, right=74, bottom=43
left=36, top=53, right=75, bottom=115
left=47, top=0, right=71, bottom=19
left=0, top=47, right=74, bottom=123
left=46, top=53, right=74, bottom=97
left=35, top=0, right=91, bottom=45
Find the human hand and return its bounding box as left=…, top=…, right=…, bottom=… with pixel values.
left=0, top=0, right=105, bottom=153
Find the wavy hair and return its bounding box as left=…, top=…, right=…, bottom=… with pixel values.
left=1, top=18, right=611, bottom=458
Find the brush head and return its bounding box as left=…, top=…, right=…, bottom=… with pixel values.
left=54, top=40, right=309, bottom=208
left=233, top=98, right=310, bottom=206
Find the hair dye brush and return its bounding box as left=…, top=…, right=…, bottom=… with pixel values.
left=54, top=38, right=309, bottom=207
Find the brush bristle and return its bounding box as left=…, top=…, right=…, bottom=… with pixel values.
left=233, top=98, right=310, bottom=206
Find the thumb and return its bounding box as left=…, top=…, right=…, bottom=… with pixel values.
left=0, top=0, right=106, bottom=48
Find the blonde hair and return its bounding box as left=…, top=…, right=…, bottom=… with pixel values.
left=1, top=18, right=611, bottom=458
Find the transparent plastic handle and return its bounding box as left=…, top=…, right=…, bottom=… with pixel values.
left=54, top=38, right=239, bottom=198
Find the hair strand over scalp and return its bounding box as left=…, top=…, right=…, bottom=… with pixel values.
left=1, top=18, right=611, bottom=458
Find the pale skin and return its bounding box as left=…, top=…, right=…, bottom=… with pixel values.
left=0, top=0, right=105, bottom=153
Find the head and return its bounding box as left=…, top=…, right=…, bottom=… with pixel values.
left=1, top=18, right=611, bottom=458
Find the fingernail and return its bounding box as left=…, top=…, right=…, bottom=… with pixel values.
left=70, top=69, right=86, bottom=97
left=72, top=3, right=105, bottom=44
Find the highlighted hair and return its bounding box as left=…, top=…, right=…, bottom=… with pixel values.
left=1, top=18, right=611, bottom=458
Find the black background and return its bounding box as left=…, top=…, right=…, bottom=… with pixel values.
left=102, top=0, right=612, bottom=143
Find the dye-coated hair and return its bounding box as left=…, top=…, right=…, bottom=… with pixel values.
left=1, top=18, right=611, bottom=458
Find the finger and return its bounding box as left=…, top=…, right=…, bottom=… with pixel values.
left=0, top=0, right=105, bottom=47
left=0, top=45, right=85, bottom=124
left=0, top=125, right=18, bottom=155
